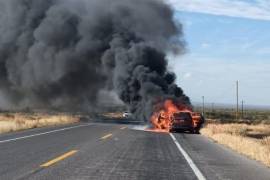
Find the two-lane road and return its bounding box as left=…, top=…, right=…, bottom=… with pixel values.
left=0, top=122, right=269, bottom=180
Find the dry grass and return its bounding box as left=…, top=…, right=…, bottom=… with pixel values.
left=201, top=123, right=270, bottom=167
left=102, top=112, right=123, bottom=119
left=0, top=113, right=80, bottom=134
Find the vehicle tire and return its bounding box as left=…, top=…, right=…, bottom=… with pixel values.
left=193, top=128, right=200, bottom=134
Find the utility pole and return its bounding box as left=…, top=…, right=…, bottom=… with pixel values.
left=211, top=103, right=214, bottom=119
left=241, top=100, right=244, bottom=119
left=236, top=81, right=239, bottom=121
left=202, top=96, right=205, bottom=116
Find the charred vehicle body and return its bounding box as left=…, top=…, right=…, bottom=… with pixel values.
left=170, top=112, right=204, bottom=133
left=157, top=111, right=205, bottom=133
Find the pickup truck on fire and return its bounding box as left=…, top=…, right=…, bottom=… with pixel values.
left=170, top=111, right=205, bottom=133
left=158, top=111, right=205, bottom=133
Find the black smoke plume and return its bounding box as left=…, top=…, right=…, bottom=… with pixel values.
left=0, top=0, right=191, bottom=120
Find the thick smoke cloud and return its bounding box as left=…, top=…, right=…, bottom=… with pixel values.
left=0, top=0, right=191, bottom=120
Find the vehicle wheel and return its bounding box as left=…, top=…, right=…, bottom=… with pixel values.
left=193, top=128, right=200, bottom=134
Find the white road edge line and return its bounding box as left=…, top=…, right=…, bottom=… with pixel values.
left=169, top=133, right=207, bottom=180
left=0, top=123, right=92, bottom=144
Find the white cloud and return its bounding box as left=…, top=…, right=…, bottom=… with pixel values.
left=256, top=47, right=270, bottom=55
left=183, top=72, right=192, bottom=79
left=168, top=0, right=270, bottom=21
left=201, top=43, right=210, bottom=48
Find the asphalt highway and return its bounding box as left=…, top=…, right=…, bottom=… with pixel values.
left=0, top=121, right=269, bottom=180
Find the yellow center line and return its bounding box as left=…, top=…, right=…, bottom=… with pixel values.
left=120, top=127, right=127, bottom=130
left=100, top=133, right=112, bottom=140
left=40, top=150, right=78, bottom=168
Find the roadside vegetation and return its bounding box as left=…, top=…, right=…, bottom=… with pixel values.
left=0, top=112, right=80, bottom=134
left=102, top=112, right=123, bottom=119
left=200, top=107, right=270, bottom=167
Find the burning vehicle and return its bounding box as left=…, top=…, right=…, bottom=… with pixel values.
left=151, top=100, right=204, bottom=133
left=170, top=111, right=205, bottom=133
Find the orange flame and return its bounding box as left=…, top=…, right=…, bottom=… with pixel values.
left=150, top=99, right=192, bottom=132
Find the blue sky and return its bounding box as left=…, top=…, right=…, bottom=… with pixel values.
left=168, top=0, right=270, bottom=106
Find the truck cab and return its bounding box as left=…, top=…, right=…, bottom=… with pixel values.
left=170, top=111, right=204, bottom=133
